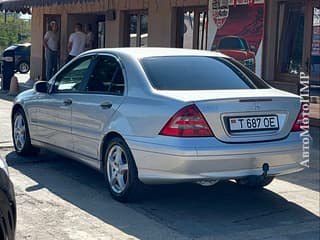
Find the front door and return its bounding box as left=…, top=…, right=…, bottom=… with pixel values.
left=35, top=56, right=94, bottom=151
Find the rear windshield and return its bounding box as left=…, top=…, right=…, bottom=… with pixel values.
left=141, top=56, right=270, bottom=90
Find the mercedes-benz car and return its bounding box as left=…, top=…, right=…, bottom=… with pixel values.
left=11, top=48, right=304, bottom=202
left=0, top=157, right=16, bottom=239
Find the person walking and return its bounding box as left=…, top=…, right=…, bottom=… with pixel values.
left=43, top=21, right=59, bottom=81
left=67, top=23, right=87, bottom=63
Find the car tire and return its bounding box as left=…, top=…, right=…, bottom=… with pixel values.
left=18, top=61, right=30, bottom=74
left=103, top=137, right=141, bottom=202
left=236, top=176, right=274, bottom=189
left=12, top=109, right=39, bottom=156
left=0, top=189, right=16, bottom=240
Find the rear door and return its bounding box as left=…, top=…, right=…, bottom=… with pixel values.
left=71, top=54, right=126, bottom=160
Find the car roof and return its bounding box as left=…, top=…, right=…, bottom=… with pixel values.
left=3, top=43, right=31, bottom=52
left=84, top=47, right=229, bottom=59
left=14, top=43, right=31, bottom=47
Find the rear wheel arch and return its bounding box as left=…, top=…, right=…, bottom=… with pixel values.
left=100, top=132, right=127, bottom=171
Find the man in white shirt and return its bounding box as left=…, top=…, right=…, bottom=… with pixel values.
left=67, top=23, right=87, bottom=63
left=43, top=21, right=59, bottom=80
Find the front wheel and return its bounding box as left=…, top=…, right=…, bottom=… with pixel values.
left=12, top=109, right=39, bottom=156
left=236, top=176, right=274, bottom=189
left=104, top=137, right=141, bottom=202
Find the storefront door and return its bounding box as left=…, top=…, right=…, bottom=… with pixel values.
left=276, top=0, right=319, bottom=85
left=124, top=11, right=148, bottom=47
left=175, top=7, right=208, bottom=50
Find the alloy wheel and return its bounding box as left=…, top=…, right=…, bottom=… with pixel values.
left=107, top=145, right=129, bottom=194
left=13, top=114, right=26, bottom=151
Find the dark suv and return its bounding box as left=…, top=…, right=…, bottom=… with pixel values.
left=2, top=43, right=31, bottom=74
left=0, top=157, right=16, bottom=240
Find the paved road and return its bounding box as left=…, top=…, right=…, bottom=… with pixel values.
left=0, top=95, right=319, bottom=240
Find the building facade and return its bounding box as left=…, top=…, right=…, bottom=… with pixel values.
left=0, top=0, right=319, bottom=93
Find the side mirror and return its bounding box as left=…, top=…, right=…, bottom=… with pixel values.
left=34, top=81, right=48, bottom=93
left=250, top=45, right=256, bottom=52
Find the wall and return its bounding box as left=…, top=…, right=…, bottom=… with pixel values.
left=30, top=0, right=208, bottom=80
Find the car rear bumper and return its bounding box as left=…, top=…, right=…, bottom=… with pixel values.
left=126, top=132, right=305, bottom=184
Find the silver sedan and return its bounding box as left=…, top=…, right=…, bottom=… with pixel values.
left=11, top=48, right=305, bottom=202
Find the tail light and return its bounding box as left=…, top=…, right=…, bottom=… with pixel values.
left=291, top=106, right=304, bottom=132
left=159, top=104, right=214, bottom=137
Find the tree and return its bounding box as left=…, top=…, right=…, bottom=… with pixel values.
left=0, top=12, right=31, bottom=53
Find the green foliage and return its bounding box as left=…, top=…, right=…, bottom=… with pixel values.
left=0, top=12, right=31, bottom=53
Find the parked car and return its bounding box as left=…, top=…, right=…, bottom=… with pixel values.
left=11, top=48, right=304, bottom=202
left=2, top=43, right=31, bottom=74
left=213, top=36, right=256, bottom=71
left=0, top=157, right=16, bottom=240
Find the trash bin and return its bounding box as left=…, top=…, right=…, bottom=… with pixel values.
left=1, top=49, right=15, bottom=91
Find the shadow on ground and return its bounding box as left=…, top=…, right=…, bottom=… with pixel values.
left=278, top=126, right=320, bottom=192
left=5, top=150, right=320, bottom=239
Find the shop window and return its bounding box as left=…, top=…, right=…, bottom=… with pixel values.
left=176, top=8, right=208, bottom=50
left=311, top=6, right=320, bottom=81
left=126, top=12, right=148, bottom=47
left=277, top=3, right=305, bottom=75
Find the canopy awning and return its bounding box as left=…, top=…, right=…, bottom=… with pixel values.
left=0, top=0, right=96, bottom=13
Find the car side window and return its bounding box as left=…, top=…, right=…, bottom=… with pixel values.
left=53, top=57, right=92, bottom=92
left=86, top=56, right=124, bottom=95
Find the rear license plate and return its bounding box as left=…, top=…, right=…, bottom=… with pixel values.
left=229, top=115, right=279, bottom=132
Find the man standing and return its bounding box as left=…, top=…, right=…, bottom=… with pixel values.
left=43, top=21, right=59, bottom=81
left=67, top=23, right=87, bottom=63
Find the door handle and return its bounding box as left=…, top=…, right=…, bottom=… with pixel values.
left=63, top=98, right=72, bottom=106
left=100, top=101, right=112, bottom=109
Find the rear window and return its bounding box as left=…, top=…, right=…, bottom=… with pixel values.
left=141, top=56, right=270, bottom=90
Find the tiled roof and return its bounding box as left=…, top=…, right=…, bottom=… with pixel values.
left=0, top=0, right=96, bottom=13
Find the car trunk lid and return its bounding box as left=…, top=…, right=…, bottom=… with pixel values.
left=156, top=89, right=301, bottom=143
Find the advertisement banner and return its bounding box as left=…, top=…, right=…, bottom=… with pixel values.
left=207, top=0, right=265, bottom=76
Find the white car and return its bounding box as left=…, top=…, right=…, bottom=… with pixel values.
left=12, top=48, right=304, bottom=202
